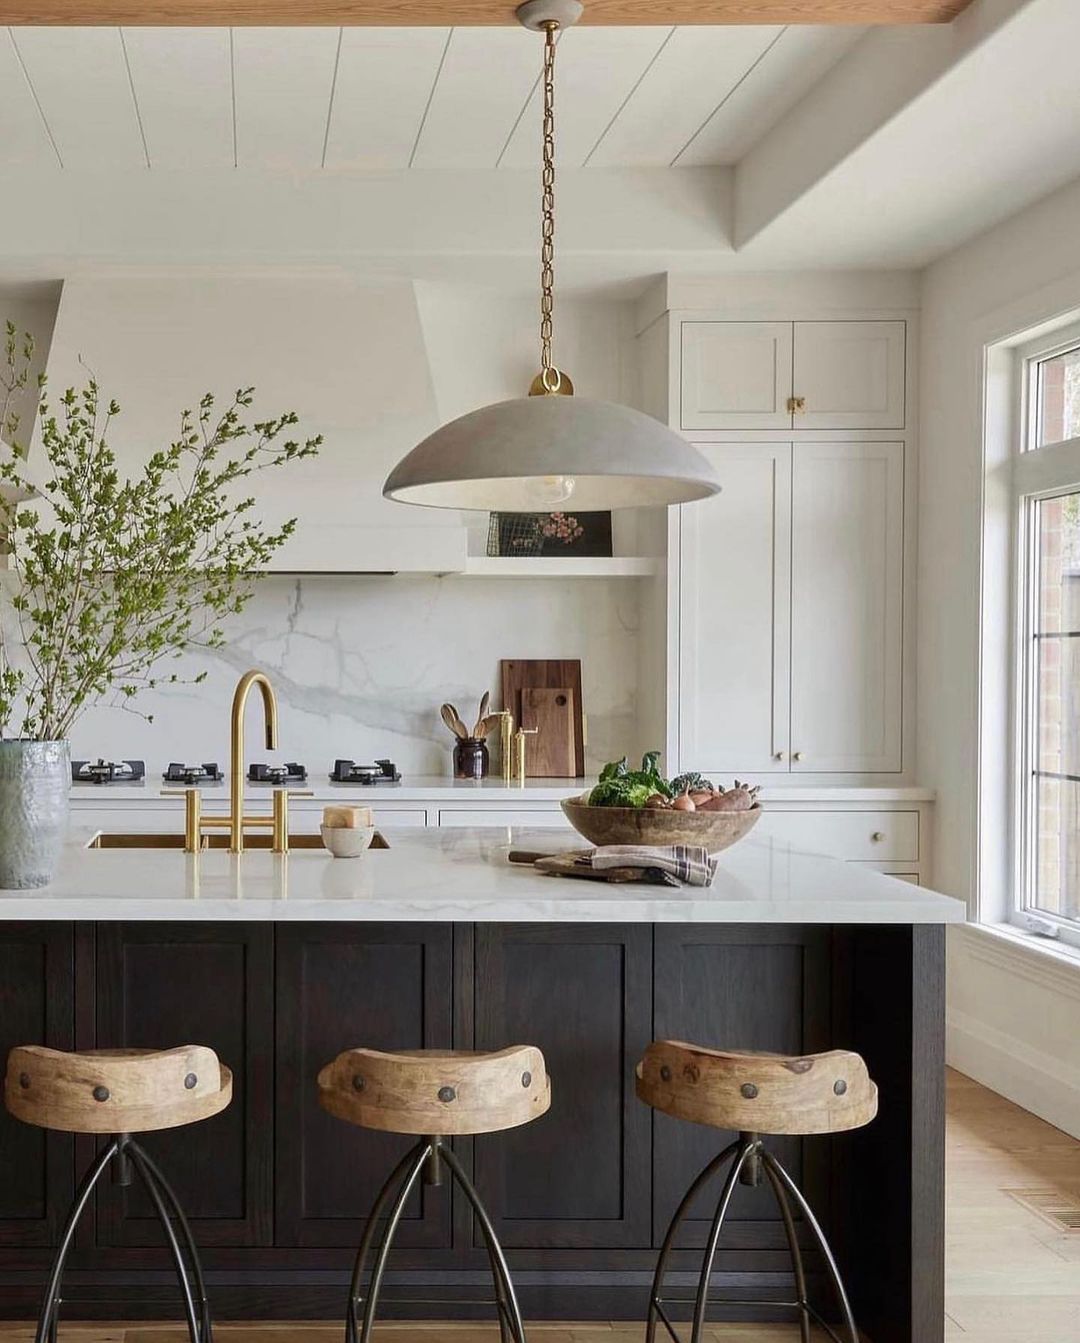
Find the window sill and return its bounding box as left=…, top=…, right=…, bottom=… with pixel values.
left=954, top=921, right=1080, bottom=1001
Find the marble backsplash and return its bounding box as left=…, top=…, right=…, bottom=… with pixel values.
left=66, top=575, right=642, bottom=779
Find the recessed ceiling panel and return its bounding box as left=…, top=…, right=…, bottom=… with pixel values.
left=10, top=26, right=146, bottom=167
left=497, top=26, right=673, bottom=170
left=586, top=25, right=781, bottom=168
left=232, top=25, right=339, bottom=168
left=674, top=24, right=866, bottom=165
left=324, top=26, right=449, bottom=170
left=409, top=27, right=541, bottom=171
left=122, top=27, right=233, bottom=168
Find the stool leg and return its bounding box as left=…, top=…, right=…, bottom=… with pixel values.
left=645, top=1139, right=741, bottom=1343
left=34, top=1139, right=120, bottom=1343
left=357, top=1141, right=432, bottom=1343
left=344, top=1140, right=429, bottom=1343
left=762, top=1152, right=860, bottom=1343
left=440, top=1144, right=527, bottom=1343
left=125, top=1143, right=206, bottom=1343
left=128, top=1140, right=215, bottom=1343
left=762, top=1158, right=812, bottom=1343
left=689, top=1137, right=757, bottom=1343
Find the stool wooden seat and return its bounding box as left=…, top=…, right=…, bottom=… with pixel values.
left=318, top=1045, right=549, bottom=1136
left=5, top=1043, right=231, bottom=1343
left=638, top=1039, right=877, bottom=1343
left=636, top=1041, right=877, bottom=1137
left=319, top=1043, right=550, bottom=1343
left=5, top=1045, right=233, bottom=1135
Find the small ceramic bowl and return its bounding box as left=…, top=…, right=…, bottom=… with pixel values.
left=320, top=824, right=375, bottom=859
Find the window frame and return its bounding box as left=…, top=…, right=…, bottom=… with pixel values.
left=1012, top=320, right=1080, bottom=949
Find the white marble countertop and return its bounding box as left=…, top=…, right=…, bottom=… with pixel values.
left=0, top=826, right=965, bottom=924
left=68, top=776, right=937, bottom=805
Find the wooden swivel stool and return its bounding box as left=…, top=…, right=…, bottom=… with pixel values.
left=637, top=1041, right=877, bottom=1343
left=4, top=1044, right=232, bottom=1343
left=319, top=1045, right=550, bottom=1343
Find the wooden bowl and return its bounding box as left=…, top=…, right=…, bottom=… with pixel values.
left=560, top=798, right=762, bottom=852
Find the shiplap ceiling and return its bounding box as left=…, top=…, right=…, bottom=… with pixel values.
left=1, top=23, right=864, bottom=170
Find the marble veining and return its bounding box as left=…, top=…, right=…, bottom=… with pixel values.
left=66, top=575, right=642, bottom=777
left=0, top=826, right=967, bottom=924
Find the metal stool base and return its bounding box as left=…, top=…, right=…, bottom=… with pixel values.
left=646, top=1132, right=861, bottom=1343
left=344, top=1135, right=527, bottom=1343
left=33, top=1133, right=213, bottom=1343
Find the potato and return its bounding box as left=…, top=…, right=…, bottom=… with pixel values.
left=645, top=793, right=670, bottom=808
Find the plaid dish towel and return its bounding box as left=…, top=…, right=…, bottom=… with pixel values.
left=590, top=844, right=718, bottom=888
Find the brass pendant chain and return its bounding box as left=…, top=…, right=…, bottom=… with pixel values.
left=539, top=21, right=561, bottom=394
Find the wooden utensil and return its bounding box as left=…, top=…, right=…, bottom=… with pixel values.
left=500, top=659, right=585, bottom=776
left=440, top=703, right=468, bottom=740
left=472, top=691, right=490, bottom=737
left=520, top=686, right=576, bottom=777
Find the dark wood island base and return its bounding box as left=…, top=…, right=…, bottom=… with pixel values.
left=0, top=920, right=944, bottom=1343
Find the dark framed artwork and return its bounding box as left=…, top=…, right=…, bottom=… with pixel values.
left=486, top=511, right=613, bottom=558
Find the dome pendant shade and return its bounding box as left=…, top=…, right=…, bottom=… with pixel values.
left=383, top=394, right=721, bottom=511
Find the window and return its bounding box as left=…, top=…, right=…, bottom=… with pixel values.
left=1016, top=326, right=1080, bottom=945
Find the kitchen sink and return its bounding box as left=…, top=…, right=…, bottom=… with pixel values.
left=89, top=832, right=390, bottom=851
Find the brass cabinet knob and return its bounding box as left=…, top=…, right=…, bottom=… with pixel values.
left=787, top=395, right=807, bottom=414
left=774, top=751, right=785, bottom=761
left=793, top=751, right=804, bottom=762
left=871, top=831, right=885, bottom=843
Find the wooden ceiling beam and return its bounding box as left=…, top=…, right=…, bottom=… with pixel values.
left=0, top=1, right=974, bottom=26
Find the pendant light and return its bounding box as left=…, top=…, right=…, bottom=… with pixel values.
left=383, top=0, right=720, bottom=512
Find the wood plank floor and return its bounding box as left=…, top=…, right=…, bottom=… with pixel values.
left=1, top=1070, right=1077, bottom=1343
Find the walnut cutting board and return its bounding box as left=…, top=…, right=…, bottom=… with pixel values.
left=501, top=659, right=585, bottom=777
left=520, top=686, right=576, bottom=777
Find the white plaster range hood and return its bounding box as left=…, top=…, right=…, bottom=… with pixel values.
left=38, top=277, right=468, bottom=574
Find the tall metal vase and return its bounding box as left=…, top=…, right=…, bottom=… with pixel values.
left=0, top=740, right=70, bottom=889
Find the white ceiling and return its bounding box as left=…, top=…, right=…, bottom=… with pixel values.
left=1, top=23, right=864, bottom=172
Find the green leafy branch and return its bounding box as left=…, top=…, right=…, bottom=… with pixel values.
left=0, top=324, right=321, bottom=741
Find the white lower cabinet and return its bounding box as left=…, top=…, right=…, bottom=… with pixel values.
left=754, top=809, right=918, bottom=863
left=679, top=440, right=904, bottom=777
left=437, top=807, right=569, bottom=828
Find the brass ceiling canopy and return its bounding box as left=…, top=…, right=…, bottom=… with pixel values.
left=383, top=0, right=721, bottom=513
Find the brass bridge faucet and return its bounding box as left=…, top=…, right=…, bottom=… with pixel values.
left=165, top=669, right=308, bottom=854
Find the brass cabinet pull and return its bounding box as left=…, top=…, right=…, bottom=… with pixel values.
left=871, top=831, right=886, bottom=843
left=787, top=395, right=807, bottom=414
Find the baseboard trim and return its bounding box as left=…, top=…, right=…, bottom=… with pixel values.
left=946, top=1006, right=1080, bottom=1140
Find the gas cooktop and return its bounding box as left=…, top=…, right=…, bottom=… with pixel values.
left=248, top=762, right=308, bottom=785
left=163, top=762, right=225, bottom=785
left=72, top=759, right=146, bottom=786
left=330, top=759, right=401, bottom=785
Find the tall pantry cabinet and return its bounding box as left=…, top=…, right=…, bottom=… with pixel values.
left=638, top=304, right=916, bottom=784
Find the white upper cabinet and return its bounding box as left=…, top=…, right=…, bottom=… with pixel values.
left=792, top=321, right=906, bottom=430
left=678, top=441, right=904, bottom=777
left=680, top=322, right=793, bottom=430
left=679, top=444, right=791, bottom=773
left=789, top=442, right=904, bottom=773
left=679, top=319, right=905, bottom=432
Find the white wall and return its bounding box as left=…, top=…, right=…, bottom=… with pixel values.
left=919, top=174, right=1080, bottom=1138
left=0, top=279, right=645, bottom=777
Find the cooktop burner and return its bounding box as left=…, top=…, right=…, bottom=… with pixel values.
left=163, top=762, right=225, bottom=785
left=330, top=759, right=401, bottom=785
left=248, top=762, right=308, bottom=785
left=72, top=759, right=146, bottom=786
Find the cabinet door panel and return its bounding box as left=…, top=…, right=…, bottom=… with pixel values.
left=681, top=322, right=792, bottom=430
left=473, top=924, right=652, bottom=1248
left=275, top=923, right=453, bottom=1248
left=790, top=442, right=904, bottom=773
left=95, top=923, right=274, bottom=1247
left=0, top=923, right=74, bottom=1247
left=679, top=444, right=791, bottom=773
left=793, top=321, right=905, bottom=430
left=652, top=926, right=831, bottom=1247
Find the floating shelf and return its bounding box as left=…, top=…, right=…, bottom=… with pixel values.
left=463, top=556, right=663, bottom=578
